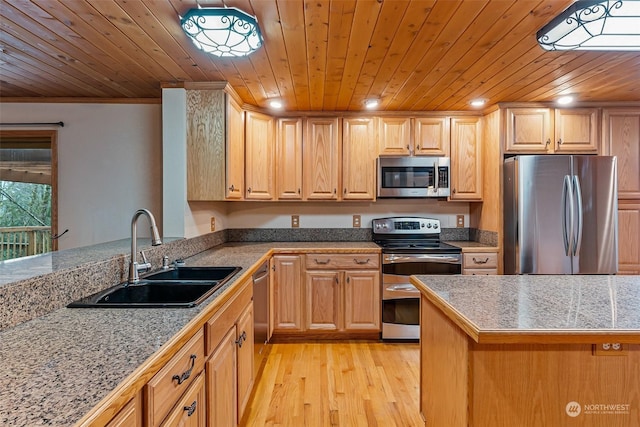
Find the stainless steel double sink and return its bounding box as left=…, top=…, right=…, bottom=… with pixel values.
left=67, top=266, right=241, bottom=308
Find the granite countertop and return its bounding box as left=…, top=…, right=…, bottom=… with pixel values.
left=412, top=274, right=640, bottom=344
left=0, top=241, right=378, bottom=426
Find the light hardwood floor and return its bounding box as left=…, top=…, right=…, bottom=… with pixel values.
left=241, top=341, right=424, bottom=427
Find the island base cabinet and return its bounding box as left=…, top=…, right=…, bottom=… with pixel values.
left=421, top=296, right=640, bottom=427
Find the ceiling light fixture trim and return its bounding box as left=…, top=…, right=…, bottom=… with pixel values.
left=181, top=7, right=263, bottom=57
left=537, top=0, right=640, bottom=51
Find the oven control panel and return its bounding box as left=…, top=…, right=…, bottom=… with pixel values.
left=372, top=217, right=440, bottom=234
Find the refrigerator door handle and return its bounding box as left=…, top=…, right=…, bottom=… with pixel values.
left=562, top=175, right=573, bottom=256
left=573, top=175, right=583, bottom=256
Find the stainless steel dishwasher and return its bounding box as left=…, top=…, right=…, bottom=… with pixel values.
left=253, top=260, right=270, bottom=376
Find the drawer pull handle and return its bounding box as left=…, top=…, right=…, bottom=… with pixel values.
left=172, top=354, right=196, bottom=385
left=472, top=257, right=489, bottom=264
left=354, top=258, right=370, bottom=265
left=314, top=258, right=331, bottom=265
left=235, top=331, right=247, bottom=347
left=184, top=401, right=197, bottom=417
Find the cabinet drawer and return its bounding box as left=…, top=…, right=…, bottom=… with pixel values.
left=206, top=279, right=252, bottom=356
left=305, top=253, right=379, bottom=270
left=463, top=252, right=498, bottom=269
left=146, top=329, right=205, bottom=427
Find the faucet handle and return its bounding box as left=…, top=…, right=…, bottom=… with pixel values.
left=136, top=250, right=152, bottom=273
left=162, top=256, right=170, bottom=269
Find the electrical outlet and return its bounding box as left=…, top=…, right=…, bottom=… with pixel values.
left=456, top=215, right=465, bottom=228
left=353, top=215, right=361, bottom=228
left=291, top=215, right=299, bottom=228
left=593, top=343, right=628, bottom=356
left=210, top=217, right=216, bottom=232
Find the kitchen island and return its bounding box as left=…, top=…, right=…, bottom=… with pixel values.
left=411, top=274, right=640, bottom=427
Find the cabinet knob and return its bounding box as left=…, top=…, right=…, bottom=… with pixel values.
left=452, top=188, right=457, bottom=194
left=416, top=144, right=420, bottom=150
left=172, top=354, right=196, bottom=385
left=334, top=188, right=337, bottom=194
left=545, top=138, right=551, bottom=146
left=354, top=258, right=370, bottom=265
left=344, top=188, right=347, bottom=194
left=472, top=257, right=489, bottom=264
left=247, top=187, right=252, bottom=193
left=298, top=188, right=301, bottom=194
left=557, top=138, right=563, bottom=145
left=228, top=184, right=235, bottom=191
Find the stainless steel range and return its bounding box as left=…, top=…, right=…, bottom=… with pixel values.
left=373, top=217, right=462, bottom=340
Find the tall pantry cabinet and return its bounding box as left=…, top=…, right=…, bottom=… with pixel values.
left=602, top=109, right=640, bottom=274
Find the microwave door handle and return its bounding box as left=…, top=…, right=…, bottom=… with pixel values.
left=434, top=159, right=439, bottom=191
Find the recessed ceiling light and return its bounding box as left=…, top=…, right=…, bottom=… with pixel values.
left=469, top=99, right=486, bottom=107
left=269, top=99, right=283, bottom=109
left=557, top=95, right=574, bottom=105
left=364, top=98, right=380, bottom=109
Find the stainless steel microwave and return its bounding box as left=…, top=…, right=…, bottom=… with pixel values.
left=377, top=156, right=450, bottom=198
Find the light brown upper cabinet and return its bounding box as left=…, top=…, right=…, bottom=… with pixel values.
left=377, top=117, right=411, bottom=155
left=504, top=107, right=599, bottom=154
left=226, top=97, right=245, bottom=199
left=276, top=118, right=303, bottom=200
left=378, top=117, right=450, bottom=156
left=303, top=118, right=341, bottom=200
left=245, top=111, right=275, bottom=200
left=450, top=116, right=482, bottom=201
left=602, top=108, right=640, bottom=200
left=343, top=117, right=376, bottom=200
left=187, top=90, right=244, bottom=201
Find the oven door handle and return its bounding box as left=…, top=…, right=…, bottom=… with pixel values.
left=384, top=254, right=461, bottom=264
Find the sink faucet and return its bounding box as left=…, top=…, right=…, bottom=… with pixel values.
left=128, top=209, right=162, bottom=284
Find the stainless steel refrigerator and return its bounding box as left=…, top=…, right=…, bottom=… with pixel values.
left=504, top=155, right=618, bottom=274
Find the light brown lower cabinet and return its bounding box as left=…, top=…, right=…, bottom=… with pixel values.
left=272, top=255, right=304, bottom=332
left=205, top=280, right=255, bottom=427
left=106, top=394, right=142, bottom=427
left=462, top=251, right=498, bottom=275
left=304, top=253, right=380, bottom=336
left=160, top=373, right=206, bottom=427
left=618, top=201, right=640, bottom=274
left=145, top=330, right=205, bottom=427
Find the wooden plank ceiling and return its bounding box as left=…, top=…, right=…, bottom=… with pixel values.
left=1, top=0, right=639, bottom=111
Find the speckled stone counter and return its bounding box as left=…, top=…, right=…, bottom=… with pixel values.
left=445, top=240, right=498, bottom=251
left=412, top=274, right=640, bottom=344
left=0, top=241, right=379, bottom=426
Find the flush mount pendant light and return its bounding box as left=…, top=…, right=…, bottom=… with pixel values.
left=181, top=7, right=263, bottom=57
left=537, top=0, right=640, bottom=50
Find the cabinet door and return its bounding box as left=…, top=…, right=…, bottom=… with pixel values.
left=505, top=108, right=552, bottom=152
left=414, top=117, right=450, bottom=156
left=450, top=117, right=482, bottom=201
left=305, top=271, right=341, bottom=331
left=236, top=302, right=255, bottom=419
left=343, top=270, right=380, bottom=331
left=186, top=90, right=226, bottom=201
left=226, top=96, right=245, bottom=199
left=378, top=117, right=411, bottom=155
left=343, top=117, right=376, bottom=200
left=272, top=255, right=304, bottom=331
left=602, top=109, right=640, bottom=199
left=206, top=327, right=237, bottom=427
left=161, top=374, right=206, bottom=427
left=245, top=111, right=275, bottom=199
left=106, top=395, right=141, bottom=427
left=554, top=108, right=599, bottom=153
left=276, top=117, right=303, bottom=199
left=303, top=118, right=340, bottom=200
left=618, top=202, right=640, bottom=275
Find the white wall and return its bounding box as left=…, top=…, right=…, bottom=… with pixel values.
left=223, top=199, right=468, bottom=229
left=0, top=102, right=162, bottom=250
